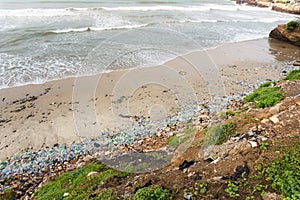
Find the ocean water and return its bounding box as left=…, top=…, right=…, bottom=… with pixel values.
left=0, top=0, right=296, bottom=88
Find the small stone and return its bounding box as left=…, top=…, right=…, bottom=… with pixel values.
left=296, top=101, right=300, bottom=106
left=22, top=176, right=29, bottom=181
left=166, top=132, right=174, bottom=137
left=269, top=103, right=281, bottom=115
left=292, top=60, right=300, bottom=66
left=247, top=130, right=254, bottom=137
left=258, top=136, right=268, bottom=141
left=179, top=71, right=187, bottom=76
left=262, top=192, right=281, bottom=200
left=270, top=115, right=279, bottom=124
left=249, top=141, right=258, bottom=148
left=187, top=172, right=195, bottom=177
left=63, top=192, right=69, bottom=197
left=83, top=155, right=93, bottom=162
left=261, top=119, right=269, bottom=124
left=87, top=171, right=98, bottom=177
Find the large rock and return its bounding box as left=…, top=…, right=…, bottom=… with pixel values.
left=199, top=140, right=252, bottom=161
left=272, top=5, right=300, bottom=15
left=234, top=0, right=300, bottom=12
left=235, top=0, right=269, bottom=7
left=269, top=24, right=300, bottom=47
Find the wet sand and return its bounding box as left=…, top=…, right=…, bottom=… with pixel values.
left=0, top=38, right=299, bottom=160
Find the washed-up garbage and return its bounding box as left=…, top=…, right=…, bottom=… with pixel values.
left=134, top=180, right=152, bottom=193
left=222, top=162, right=249, bottom=180
left=179, top=160, right=196, bottom=170
left=204, top=158, right=214, bottom=163
left=0, top=96, right=248, bottom=198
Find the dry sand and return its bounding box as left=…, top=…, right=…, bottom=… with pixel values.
left=0, top=38, right=299, bottom=160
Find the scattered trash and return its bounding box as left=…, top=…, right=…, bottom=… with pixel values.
left=204, top=158, right=214, bottom=163
left=248, top=141, right=258, bottom=148
left=0, top=94, right=247, bottom=198
left=63, top=192, right=69, bottom=197
left=184, top=193, right=192, bottom=200
left=222, top=162, right=249, bottom=181
left=134, top=180, right=152, bottom=193
left=179, top=160, right=196, bottom=170
left=211, top=157, right=220, bottom=164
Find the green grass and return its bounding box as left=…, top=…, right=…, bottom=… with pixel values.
left=167, top=128, right=195, bottom=148
left=264, top=142, right=300, bottom=199
left=283, top=69, right=300, bottom=81
left=252, top=141, right=300, bottom=200
left=286, top=21, right=300, bottom=31
left=259, top=81, right=275, bottom=88
left=245, top=82, right=284, bottom=108
left=205, top=121, right=237, bottom=145
left=225, top=181, right=240, bottom=198
left=132, top=186, right=172, bottom=200
left=96, top=189, right=118, bottom=200
left=0, top=190, right=16, bottom=200
left=245, top=70, right=300, bottom=108
left=34, top=163, right=128, bottom=200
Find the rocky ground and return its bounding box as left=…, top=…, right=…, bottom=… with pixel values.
left=234, top=0, right=300, bottom=14
left=270, top=23, right=300, bottom=47
left=1, top=69, right=299, bottom=199
left=83, top=78, right=300, bottom=200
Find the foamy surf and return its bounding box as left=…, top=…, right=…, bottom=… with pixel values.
left=0, top=4, right=272, bottom=18
left=50, top=24, right=149, bottom=34
left=0, top=8, right=75, bottom=17
left=0, top=0, right=296, bottom=89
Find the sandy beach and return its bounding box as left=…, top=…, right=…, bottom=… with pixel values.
left=0, top=38, right=299, bottom=161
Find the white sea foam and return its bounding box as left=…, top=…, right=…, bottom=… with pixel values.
left=219, top=17, right=287, bottom=23
left=0, top=4, right=289, bottom=18
left=233, top=32, right=267, bottom=43
left=0, top=4, right=255, bottom=17
left=0, top=24, right=16, bottom=31
left=99, top=4, right=271, bottom=12
left=50, top=24, right=148, bottom=34
left=177, top=17, right=285, bottom=24
left=0, top=53, right=81, bottom=89
left=178, top=19, right=218, bottom=23
left=0, top=8, right=75, bottom=17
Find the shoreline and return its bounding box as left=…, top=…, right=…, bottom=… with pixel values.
left=0, top=36, right=289, bottom=91
left=1, top=38, right=300, bottom=161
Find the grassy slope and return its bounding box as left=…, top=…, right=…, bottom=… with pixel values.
left=34, top=163, right=128, bottom=200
